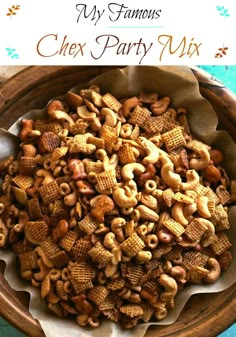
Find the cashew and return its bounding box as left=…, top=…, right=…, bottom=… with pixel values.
left=64, top=189, right=77, bottom=207
left=196, top=217, right=215, bottom=238
left=183, top=202, right=197, bottom=223
left=139, top=137, right=159, bottom=165
left=171, top=202, right=189, bottom=226
left=189, top=147, right=210, bottom=170
left=181, top=169, right=200, bottom=191
left=136, top=205, right=159, bottom=222
left=103, top=232, right=118, bottom=249
left=161, top=163, right=182, bottom=189
left=34, top=258, right=50, bottom=282
left=77, top=105, right=96, bottom=121
left=112, top=185, right=138, bottom=208
left=170, top=266, right=187, bottom=284
left=111, top=217, right=126, bottom=242
left=36, top=169, right=54, bottom=185
left=51, top=110, right=75, bottom=126
left=121, top=163, right=146, bottom=180
left=203, top=258, right=221, bottom=283
left=100, top=107, right=117, bottom=127
left=122, top=96, right=141, bottom=117
left=103, top=154, right=119, bottom=171
left=159, top=274, right=178, bottom=301
left=197, top=196, right=211, bottom=219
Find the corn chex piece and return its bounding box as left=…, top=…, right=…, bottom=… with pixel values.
left=163, top=218, right=185, bottom=237
left=19, top=157, right=36, bottom=175
left=1, top=174, right=12, bottom=194
left=195, top=184, right=209, bottom=197
left=88, top=285, right=110, bottom=305
left=143, top=116, right=164, bottom=134
left=39, top=180, right=60, bottom=204
left=100, top=125, right=118, bottom=153
left=84, top=160, right=104, bottom=174
left=102, top=93, right=122, bottom=112
left=12, top=175, right=34, bottom=190
left=24, top=221, right=48, bottom=245
left=27, top=198, right=43, bottom=219
left=88, top=241, right=113, bottom=268
left=118, top=143, right=136, bottom=165
left=51, top=146, right=68, bottom=163
left=120, top=304, right=144, bottom=318
left=59, top=231, right=78, bottom=252
left=210, top=232, right=232, bottom=255
left=107, top=277, right=126, bottom=291
left=162, top=188, right=175, bottom=207
left=139, top=92, right=158, bottom=104
left=88, top=136, right=105, bottom=149
left=174, top=192, right=194, bottom=204
left=130, top=124, right=140, bottom=140
left=70, top=261, right=96, bottom=283
left=70, top=278, right=93, bottom=294
left=181, top=251, right=202, bottom=270
left=78, top=213, right=98, bottom=235
left=161, top=126, right=186, bottom=152
left=96, top=169, right=117, bottom=191
left=71, top=238, right=92, bottom=262
left=184, top=219, right=208, bottom=242
left=50, top=250, right=69, bottom=268
left=120, top=232, right=145, bottom=257
left=18, top=251, right=38, bottom=271
left=129, top=106, right=151, bottom=126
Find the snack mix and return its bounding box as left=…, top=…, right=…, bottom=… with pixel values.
left=0, top=85, right=234, bottom=329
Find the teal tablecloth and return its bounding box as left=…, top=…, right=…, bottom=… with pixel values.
left=0, top=66, right=236, bottom=337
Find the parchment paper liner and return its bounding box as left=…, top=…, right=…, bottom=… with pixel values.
left=0, top=66, right=236, bottom=337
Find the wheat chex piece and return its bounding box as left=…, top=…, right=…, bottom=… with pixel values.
left=129, top=106, right=151, bottom=126
left=139, top=92, right=158, bottom=104
left=12, top=175, right=34, bottom=190
left=143, top=116, right=164, bottom=135
left=50, top=250, right=70, bottom=268
left=96, top=169, right=117, bottom=191
left=140, top=302, right=155, bottom=323
left=27, top=198, right=42, bottom=219
left=120, top=232, right=145, bottom=257
left=78, top=213, right=98, bottom=235
left=18, top=250, right=38, bottom=271
left=152, top=244, right=172, bottom=259
left=143, top=280, right=161, bottom=294
left=210, top=232, right=232, bottom=255
left=65, top=91, right=83, bottom=110
left=161, top=126, right=186, bottom=152
left=103, top=308, right=121, bottom=322
left=59, top=231, right=78, bottom=252
left=40, top=237, right=61, bottom=260
left=205, top=186, right=220, bottom=204
left=130, top=124, right=140, bottom=140
left=70, top=261, right=96, bottom=283
left=24, top=220, right=48, bottom=245
left=201, top=234, right=218, bottom=248
left=184, top=219, right=208, bottom=242
left=19, top=157, right=37, bottom=176
left=41, top=121, right=64, bottom=135
left=107, top=277, right=126, bottom=291
left=125, top=264, right=144, bottom=285
left=102, top=93, right=122, bottom=112
left=12, top=240, right=34, bottom=255
left=1, top=174, right=12, bottom=194
left=70, top=278, right=93, bottom=294
left=230, top=180, right=236, bottom=201
left=163, top=245, right=183, bottom=263
left=120, top=304, right=144, bottom=318
left=99, top=293, right=117, bottom=311
left=39, top=180, right=60, bottom=204
left=216, top=185, right=231, bottom=205
left=181, top=251, right=202, bottom=270
left=88, top=285, right=110, bottom=305
left=71, top=237, right=92, bottom=262
left=163, top=218, right=185, bottom=237
left=39, top=132, right=60, bottom=153
left=88, top=241, right=113, bottom=268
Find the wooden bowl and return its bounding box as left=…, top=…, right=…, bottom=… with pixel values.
left=0, top=66, right=236, bottom=337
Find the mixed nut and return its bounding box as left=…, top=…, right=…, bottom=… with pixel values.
left=0, top=85, right=234, bottom=329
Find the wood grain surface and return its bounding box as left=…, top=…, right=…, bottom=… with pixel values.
left=0, top=66, right=235, bottom=337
